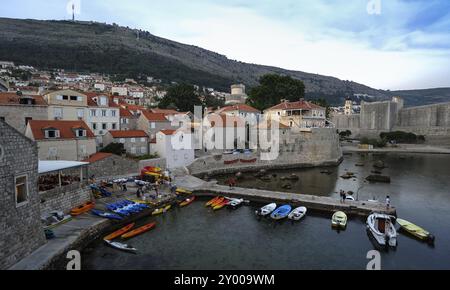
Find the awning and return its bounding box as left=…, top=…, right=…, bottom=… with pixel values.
left=38, top=160, right=89, bottom=174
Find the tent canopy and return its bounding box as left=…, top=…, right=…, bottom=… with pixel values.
left=38, top=160, right=88, bottom=174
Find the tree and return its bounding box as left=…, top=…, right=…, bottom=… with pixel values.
left=158, top=83, right=202, bottom=112
left=203, top=94, right=225, bottom=109
left=100, top=143, right=126, bottom=155
left=247, top=74, right=305, bottom=110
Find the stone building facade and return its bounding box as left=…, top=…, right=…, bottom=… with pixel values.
left=83, top=153, right=140, bottom=178
left=0, top=120, right=46, bottom=269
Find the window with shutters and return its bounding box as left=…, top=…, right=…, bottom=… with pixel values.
left=15, top=175, right=28, bottom=207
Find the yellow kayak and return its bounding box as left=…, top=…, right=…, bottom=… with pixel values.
left=176, top=188, right=192, bottom=195
left=397, top=218, right=435, bottom=243
left=152, top=205, right=172, bottom=216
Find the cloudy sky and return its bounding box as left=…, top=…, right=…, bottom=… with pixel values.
left=2, top=0, right=450, bottom=90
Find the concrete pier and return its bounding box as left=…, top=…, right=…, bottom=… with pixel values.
left=177, top=175, right=396, bottom=217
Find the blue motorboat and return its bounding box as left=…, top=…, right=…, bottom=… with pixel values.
left=270, top=205, right=292, bottom=220
left=91, top=209, right=123, bottom=221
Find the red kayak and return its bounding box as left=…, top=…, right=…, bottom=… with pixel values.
left=121, top=222, right=156, bottom=239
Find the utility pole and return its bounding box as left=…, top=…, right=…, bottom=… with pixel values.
left=72, top=3, right=75, bottom=22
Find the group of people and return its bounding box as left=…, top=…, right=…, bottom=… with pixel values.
left=135, top=170, right=177, bottom=201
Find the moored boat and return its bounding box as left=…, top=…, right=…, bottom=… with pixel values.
left=288, top=207, right=307, bottom=221
left=270, top=205, right=292, bottom=220
left=332, top=211, right=347, bottom=228
left=396, top=218, right=435, bottom=243
left=213, top=199, right=230, bottom=211
left=255, top=203, right=277, bottom=217
left=103, top=223, right=135, bottom=241
left=205, top=196, right=220, bottom=207
left=180, top=196, right=196, bottom=207
left=227, top=198, right=244, bottom=209
left=367, top=213, right=397, bottom=247
left=121, top=222, right=156, bottom=239
left=104, top=240, right=137, bottom=253
left=152, top=205, right=172, bottom=216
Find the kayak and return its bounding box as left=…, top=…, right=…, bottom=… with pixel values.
left=70, top=201, right=95, bottom=216
left=332, top=211, right=347, bottom=228
left=270, top=205, right=292, bottom=220
left=180, top=196, right=196, bottom=207
left=104, top=240, right=137, bottom=253
left=176, top=188, right=192, bottom=195
left=213, top=199, right=230, bottom=211
left=121, top=222, right=156, bottom=239
left=104, top=223, right=135, bottom=241
left=396, top=218, right=435, bottom=243
left=152, top=205, right=172, bottom=216
left=256, top=203, right=277, bottom=217
left=92, top=209, right=123, bottom=221
left=288, top=207, right=307, bottom=221
left=205, top=196, right=220, bottom=207
left=210, top=197, right=225, bottom=208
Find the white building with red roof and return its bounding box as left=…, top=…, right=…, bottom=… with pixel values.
left=264, top=99, right=327, bottom=128
left=25, top=120, right=96, bottom=161
left=152, top=129, right=194, bottom=169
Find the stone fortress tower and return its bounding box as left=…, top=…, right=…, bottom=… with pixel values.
left=344, top=97, right=353, bottom=115
left=225, top=84, right=248, bottom=105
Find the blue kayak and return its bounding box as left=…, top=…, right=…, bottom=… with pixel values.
left=91, top=209, right=123, bottom=220
left=270, top=205, right=292, bottom=220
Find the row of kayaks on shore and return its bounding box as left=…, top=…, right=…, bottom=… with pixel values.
left=103, top=222, right=156, bottom=253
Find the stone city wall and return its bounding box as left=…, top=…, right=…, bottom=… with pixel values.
left=39, top=185, right=92, bottom=216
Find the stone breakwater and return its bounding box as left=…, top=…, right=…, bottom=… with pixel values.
left=188, top=128, right=342, bottom=176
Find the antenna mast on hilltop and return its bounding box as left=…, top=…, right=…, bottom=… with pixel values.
left=72, top=3, right=75, bottom=21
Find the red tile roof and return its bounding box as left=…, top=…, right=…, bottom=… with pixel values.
left=120, top=108, right=133, bottom=118
left=151, top=108, right=180, bottom=115
left=267, top=100, right=325, bottom=111
left=82, top=152, right=113, bottom=163
left=28, top=120, right=95, bottom=140
left=109, top=130, right=148, bottom=138
left=0, top=92, right=47, bottom=106
left=159, top=129, right=177, bottom=136
left=216, top=104, right=260, bottom=114
left=141, top=111, right=168, bottom=122
left=208, top=114, right=246, bottom=128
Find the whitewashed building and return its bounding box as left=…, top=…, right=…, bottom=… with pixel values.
left=152, top=129, right=195, bottom=170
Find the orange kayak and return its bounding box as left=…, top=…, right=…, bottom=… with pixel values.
left=205, top=196, right=220, bottom=207
left=121, top=222, right=156, bottom=239
left=213, top=199, right=229, bottom=211
left=180, top=196, right=196, bottom=207
left=103, top=223, right=135, bottom=241
left=210, top=197, right=225, bottom=208
left=71, top=201, right=95, bottom=216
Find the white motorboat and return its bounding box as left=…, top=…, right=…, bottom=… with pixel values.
left=288, top=207, right=307, bottom=221
left=255, top=203, right=277, bottom=217
left=104, top=240, right=137, bottom=253
left=345, top=195, right=355, bottom=201
left=227, top=198, right=244, bottom=208
left=367, top=213, right=398, bottom=247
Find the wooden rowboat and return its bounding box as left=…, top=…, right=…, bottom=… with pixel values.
left=121, top=222, right=156, bottom=239
left=103, top=223, right=135, bottom=241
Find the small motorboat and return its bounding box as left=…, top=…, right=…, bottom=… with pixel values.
left=288, top=207, right=307, bottom=221
left=367, top=213, right=397, bottom=247
left=121, top=222, right=156, bottom=239
left=104, top=223, right=135, bottom=241
left=213, top=199, right=230, bottom=211
left=91, top=209, right=123, bottom=221
left=180, top=196, right=196, bottom=207
left=227, top=198, right=244, bottom=209
left=104, top=240, right=137, bottom=253
left=255, top=203, right=277, bottom=217
left=205, top=196, right=220, bottom=207
left=270, top=205, right=292, bottom=220
left=396, top=218, right=435, bottom=243
left=332, top=211, right=347, bottom=228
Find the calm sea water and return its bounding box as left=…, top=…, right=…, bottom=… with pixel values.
left=82, top=153, right=450, bottom=270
